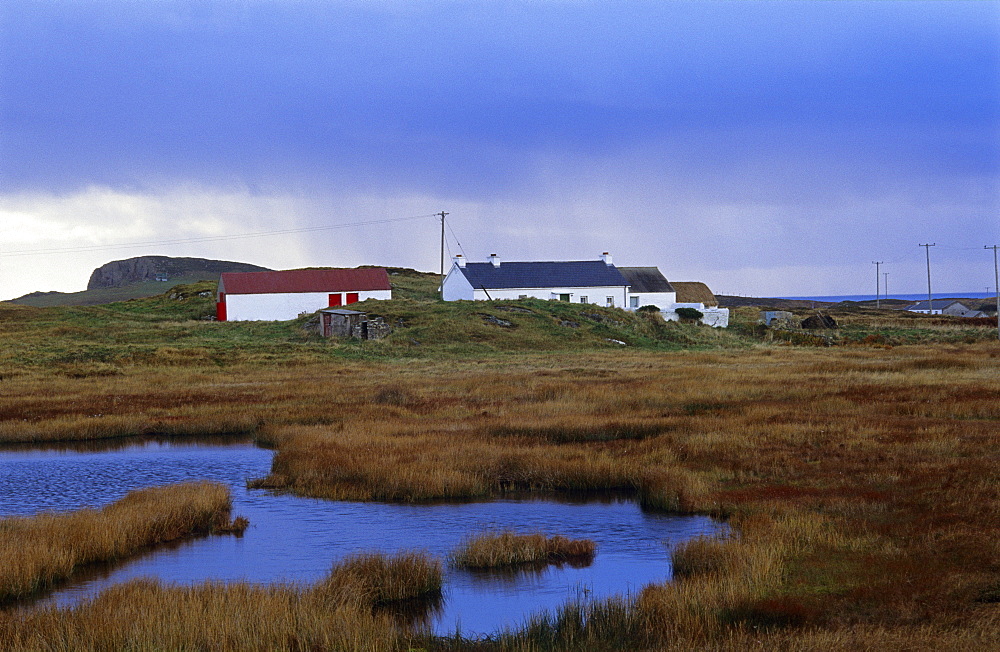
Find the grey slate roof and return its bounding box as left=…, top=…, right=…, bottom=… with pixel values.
left=618, top=267, right=674, bottom=293
left=907, top=300, right=963, bottom=311
left=457, top=260, right=628, bottom=290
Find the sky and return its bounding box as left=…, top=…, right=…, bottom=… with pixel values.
left=1, top=0, right=998, bottom=300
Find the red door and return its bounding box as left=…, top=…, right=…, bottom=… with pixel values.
left=345, top=292, right=359, bottom=304
left=329, top=293, right=342, bottom=307
left=216, top=294, right=227, bottom=321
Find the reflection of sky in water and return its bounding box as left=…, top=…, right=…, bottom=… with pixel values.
left=0, top=439, right=721, bottom=635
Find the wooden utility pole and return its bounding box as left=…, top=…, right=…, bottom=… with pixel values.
left=872, top=261, right=883, bottom=308
left=438, top=211, right=449, bottom=299
left=919, top=244, right=935, bottom=313
left=987, top=245, right=999, bottom=340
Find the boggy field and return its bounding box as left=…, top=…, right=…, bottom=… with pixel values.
left=0, top=338, right=997, bottom=649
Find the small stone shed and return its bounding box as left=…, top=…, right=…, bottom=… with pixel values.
left=317, top=308, right=391, bottom=340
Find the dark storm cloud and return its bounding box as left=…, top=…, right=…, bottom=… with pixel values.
left=2, top=1, right=996, bottom=194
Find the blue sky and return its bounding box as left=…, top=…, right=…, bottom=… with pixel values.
left=1, top=0, right=998, bottom=300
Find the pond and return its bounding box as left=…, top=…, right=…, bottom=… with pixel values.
left=0, top=437, right=721, bottom=635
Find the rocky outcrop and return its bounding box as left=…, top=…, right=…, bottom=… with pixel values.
left=87, top=256, right=269, bottom=289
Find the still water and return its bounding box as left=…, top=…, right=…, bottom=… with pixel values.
left=0, top=437, right=720, bottom=635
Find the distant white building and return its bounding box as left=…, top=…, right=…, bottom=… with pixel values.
left=216, top=268, right=392, bottom=321
left=906, top=300, right=977, bottom=317
left=442, top=253, right=631, bottom=308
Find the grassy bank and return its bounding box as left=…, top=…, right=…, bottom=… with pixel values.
left=0, top=482, right=245, bottom=602
left=0, top=552, right=440, bottom=651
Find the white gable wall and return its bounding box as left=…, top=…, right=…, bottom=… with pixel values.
left=224, top=290, right=391, bottom=321
left=442, top=267, right=475, bottom=301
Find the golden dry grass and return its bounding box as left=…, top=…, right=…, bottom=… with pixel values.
left=451, top=531, right=596, bottom=569
left=1, top=343, right=998, bottom=649
left=0, top=481, right=242, bottom=602
left=0, top=551, right=441, bottom=652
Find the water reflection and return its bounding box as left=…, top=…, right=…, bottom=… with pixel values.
left=0, top=437, right=722, bottom=635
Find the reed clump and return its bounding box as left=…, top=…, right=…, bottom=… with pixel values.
left=451, top=531, right=596, bottom=569
left=315, top=552, right=443, bottom=605
left=0, top=481, right=244, bottom=602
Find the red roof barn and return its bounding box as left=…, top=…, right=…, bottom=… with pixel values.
left=216, top=268, right=392, bottom=321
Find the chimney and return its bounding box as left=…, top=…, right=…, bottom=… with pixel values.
left=489, top=253, right=500, bottom=268
left=453, top=254, right=466, bottom=268
left=601, top=251, right=613, bottom=266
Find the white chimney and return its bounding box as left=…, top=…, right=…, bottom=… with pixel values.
left=453, top=254, right=466, bottom=268
left=489, top=253, right=500, bottom=268
left=601, top=251, right=613, bottom=266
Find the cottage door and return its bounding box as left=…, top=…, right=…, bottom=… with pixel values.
left=329, top=294, right=342, bottom=307
left=346, top=292, right=359, bottom=304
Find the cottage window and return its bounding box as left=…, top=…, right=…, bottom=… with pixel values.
left=630, top=296, right=640, bottom=308
left=559, top=293, right=571, bottom=302
left=580, top=296, right=588, bottom=304
left=606, top=297, right=614, bottom=307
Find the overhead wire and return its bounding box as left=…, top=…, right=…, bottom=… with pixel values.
left=0, top=213, right=441, bottom=257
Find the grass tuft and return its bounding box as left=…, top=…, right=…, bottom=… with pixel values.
left=451, top=530, right=596, bottom=569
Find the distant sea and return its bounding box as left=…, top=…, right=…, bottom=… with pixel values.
left=779, top=292, right=996, bottom=303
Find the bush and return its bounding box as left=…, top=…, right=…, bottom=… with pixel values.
left=675, top=307, right=704, bottom=320
left=637, top=305, right=661, bottom=313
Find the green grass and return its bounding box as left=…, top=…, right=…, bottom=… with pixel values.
left=2, top=271, right=995, bottom=375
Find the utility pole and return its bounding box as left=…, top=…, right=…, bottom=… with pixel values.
left=872, top=261, right=883, bottom=309
left=883, top=272, right=889, bottom=301
left=919, top=243, right=935, bottom=314
left=987, top=245, right=999, bottom=340
left=438, top=211, right=449, bottom=299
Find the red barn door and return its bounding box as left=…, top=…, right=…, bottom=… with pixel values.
left=346, top=292, right=359, bottom=304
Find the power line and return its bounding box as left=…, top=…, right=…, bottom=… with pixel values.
left=0, top=213, right=440, bottom=257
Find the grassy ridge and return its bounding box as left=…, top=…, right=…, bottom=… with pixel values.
left=2, top=272, right=996, bottom=377
left=0, top=482, right=244, bottom=602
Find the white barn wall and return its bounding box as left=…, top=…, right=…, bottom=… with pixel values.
left=470, top=286, right=629, bottom=307
left=225, top=290, right=391, bottom=321
left=626, top=291, right=677, bottom=312
left=662, top=303, right=730, bottom=328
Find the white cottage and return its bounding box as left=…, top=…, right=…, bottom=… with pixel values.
left=441, top=253, right=630, bottom=307
left=216, top=268, right=392, bottom=321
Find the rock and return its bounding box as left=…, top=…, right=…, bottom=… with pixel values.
left=560, top=320, right=580, bottom=328
left=482, top=314, right=513, bottom=328
left=801, top=314, right=838, bottom=329
left=87, top=256, right=269, bottom=289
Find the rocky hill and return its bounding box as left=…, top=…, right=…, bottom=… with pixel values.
left=10, top=256, right=271, bottom=307
left=87, top=256, right=268, bottom=289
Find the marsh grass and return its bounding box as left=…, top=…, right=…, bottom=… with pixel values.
left=2, top=288, right=998, bottom=649
left=0, top=551, right=441, bottom=651
left=451, top=531, right=596, bottom=569
left=0, top=481, right=243, bottom=602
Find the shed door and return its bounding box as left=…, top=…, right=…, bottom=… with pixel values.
left=346, top=292, right=359, bottom=305
left=216, top=294, right=227, bottom=321
left=328, top=293, right=342, bottom=307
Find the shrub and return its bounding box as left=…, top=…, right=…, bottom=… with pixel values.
left=675, top=307, right=704, bottom=320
